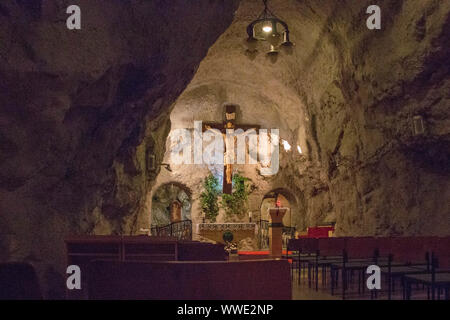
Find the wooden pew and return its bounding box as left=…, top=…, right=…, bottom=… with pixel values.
left=122, top=236, right=178, bottom=262
left=0, top=263, right=42, bottom=300
left=88, top=259, right=292, bottom=300
left=66, top=235, right=178, bottom=299
left=66, top=236, right=227, bottom=264
left=177, top=241, right=227, bottom=261
left=65, top=235, right=227, bottom=299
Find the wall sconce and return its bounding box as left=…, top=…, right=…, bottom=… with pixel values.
left=412, top=115, right=425, bottom=135
left=147, top=154, right=156, bottom=171
left=160, top=163, right=172, bottom=172
left=147, top=154, right=172, bottom=172
left=281, top=139, right=291, bottom=151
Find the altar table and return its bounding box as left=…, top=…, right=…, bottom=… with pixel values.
left=196, top=223, right=256, bottom=244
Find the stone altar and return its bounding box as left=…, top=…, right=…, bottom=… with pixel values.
left=196, top=223, right=256, bottom=244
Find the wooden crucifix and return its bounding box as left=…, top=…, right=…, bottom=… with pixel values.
left=202, top=105, right=260, bottom=194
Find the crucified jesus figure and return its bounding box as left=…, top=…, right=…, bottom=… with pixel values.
left=203, top=105, right=259, bottom=194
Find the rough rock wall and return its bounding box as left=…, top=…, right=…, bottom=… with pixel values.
left=0, top=0, right=239, bottom=298
left=150, top=0, right=449, bottom=236
left=281, top=0, right=450, bottom=236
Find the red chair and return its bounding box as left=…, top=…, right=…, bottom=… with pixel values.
left=318, top=237, right=346, bottom=257
left=307, top=226, right=333, bottom=238
left=389, top=237, right=429, bottom=263
left=375, top=237, right=392, bottom=257
left=429, top=237, right=450, bottom=269
left=346, top=237, right=379, bottom=259
left=302, top=238, right=319, bottom=255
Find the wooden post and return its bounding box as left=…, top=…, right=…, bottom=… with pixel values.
left=268, top=207, right=287, bottom=258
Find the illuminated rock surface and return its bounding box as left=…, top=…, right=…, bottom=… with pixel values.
left=154, top=0, right=450, bottom=238
left=0, top=0, right=449, bottom=297
left=0, top=0, right=238, bottom=297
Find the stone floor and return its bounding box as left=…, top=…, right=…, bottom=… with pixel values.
left=291, top=269, right=436, bottom=300
left=292, top=282, right=340, bottom=300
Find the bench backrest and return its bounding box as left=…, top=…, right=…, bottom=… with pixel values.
left=0, top=263, right=42, bottom=300
left=88, top=259, right=292, bottom=300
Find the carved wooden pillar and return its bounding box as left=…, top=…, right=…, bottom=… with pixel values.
left=268, top=207, right=287, bottom=258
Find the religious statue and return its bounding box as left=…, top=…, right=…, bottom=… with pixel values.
left=170, top=200, right=182, bottom=223
left=224, top=105, right=235, bottom=189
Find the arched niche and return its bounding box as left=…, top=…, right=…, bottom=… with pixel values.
left=259, top=188, right=298, bottom=227
left=151, top=182, right=192, bottom=227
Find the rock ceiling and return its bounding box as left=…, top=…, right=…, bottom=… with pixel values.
left=160, top=0, right=450, bottom=237
left=0, top=0, right=449, bottom=298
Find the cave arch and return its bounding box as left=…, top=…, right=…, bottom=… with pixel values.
left=259, top=187, right=299, bottom=227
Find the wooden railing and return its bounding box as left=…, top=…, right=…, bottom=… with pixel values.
left=151, top=220, right=192, bottom=241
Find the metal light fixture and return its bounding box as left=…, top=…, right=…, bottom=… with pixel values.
left=281, top=139, right=291, bottom=151
left=148, top=155, right=172, bottom=172
left=412, top=115, right=425, bottom=136
left=160, top=163, right=172, bottom=172
left=246, top=0, right=293, bottom=56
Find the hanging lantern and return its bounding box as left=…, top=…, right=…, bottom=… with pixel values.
left=246, top=0, right=293, bottom=58
left=281, top=30, right=294, bottom=47
left=267, top=44, right=279, bottom=56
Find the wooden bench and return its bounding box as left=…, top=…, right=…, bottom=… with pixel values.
left=88, top=259, right=292, bottom=300
left=177, top=241, right=227, bottom=261
left=0, top=262, right=42, bottom=300
left=65, top=235, right=227, bottom=299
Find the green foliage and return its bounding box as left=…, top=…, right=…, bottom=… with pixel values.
left=220, top=173, right=254, bottom=217
left=199, top=174, right=220, bottom=222
left=200, top=173, right=255, bottom=221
